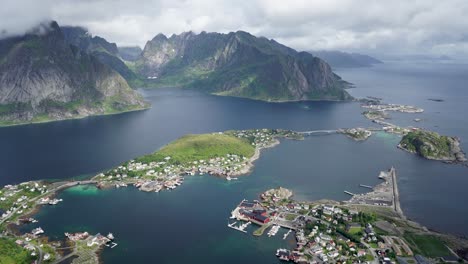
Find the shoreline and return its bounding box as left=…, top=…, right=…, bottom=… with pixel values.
left=139, top=86, right=354, bottom=103
left=230, top=138, right=281, bottom=177
left=0, top=105, right=151, bottom=128
left=2, top=128, right=467, bottom=263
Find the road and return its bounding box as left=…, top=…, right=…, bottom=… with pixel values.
left=361, top=240, right=380, bottom=264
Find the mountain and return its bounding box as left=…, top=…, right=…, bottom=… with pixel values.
left=136, top=31, right=351, bottom=102
left=0, top=21, right=148, bottom=126
left=118, top=46, right=142, bottom=61
left=61, top=26, right=138, bottom=82
left=311, top=51, right=383, bottom=68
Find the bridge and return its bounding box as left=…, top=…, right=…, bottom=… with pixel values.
left=298, top=127, right=384, bottom=136
left=298, top=130, right=338, bottom=136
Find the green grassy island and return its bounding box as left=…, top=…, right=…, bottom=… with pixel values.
left=399, top=130, right=466, bottom=162
left=93, top=129, right=302, bottom=191
left=136, top=133, right=255, bottom=165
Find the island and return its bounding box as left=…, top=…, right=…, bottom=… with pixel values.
left=1, top=128, right=467, bottom=263
left=338, top=128, right=372, bottom=141
left=0, top=129, right=304, bottom=263
left=361, top=103, right=424, bottom=114
left=228, top=168, right=468, bottom=263
left=93, top=129, right=303, bottom=191
left=363, top=110, right=390, bottom=121
left=359, top=100, right=467, bottom=164
left=399, top=130, right=467, bottom=163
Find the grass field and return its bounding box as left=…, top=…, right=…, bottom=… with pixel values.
left=348, top=226, right=363, bottom=235
left=284, top=213, right=298, bottom=221
left=404, top=233, right=452, bottom=258
left=136, top=133, right=255, bottom=165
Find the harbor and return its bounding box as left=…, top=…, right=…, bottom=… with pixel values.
left=227, top=221, right=250, bottom=233
left=345, top=167, right=397, bottom=208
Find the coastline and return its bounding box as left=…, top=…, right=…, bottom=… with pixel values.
left=2, top=127, right=467, bottom=263
left=0, top=105, right=151, bottom=128
left=231, top=138, right=281, bottom=177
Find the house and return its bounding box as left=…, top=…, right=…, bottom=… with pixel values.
left=252, top=214, right=270, bottom=224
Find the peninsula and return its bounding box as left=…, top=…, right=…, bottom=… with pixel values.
left=228, top=168, right=468, bottom=263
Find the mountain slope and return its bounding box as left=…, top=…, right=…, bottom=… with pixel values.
left=137, top=31, right=351, bottom=101
left=61, top=26, right=138, bottom=82
left=311, top=50, right=383, bottom=68
left=0, top=21, right=148, bottom=126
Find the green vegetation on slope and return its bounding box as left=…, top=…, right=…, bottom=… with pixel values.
left=399, top=130, right=454, bottom=160
left=0, top=238, right=35, bottom=264
left=136, top=133, right=255, bottom=165
left=404, top=233, right=452, bottom=258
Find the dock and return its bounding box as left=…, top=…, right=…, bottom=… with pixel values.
left=227, top=221, right=248, bottom=233
left=283, top=229, right=292, bottom=240
left=344, top=191, right=355, bottom=196
left=359, top=184, right=373, bottom=189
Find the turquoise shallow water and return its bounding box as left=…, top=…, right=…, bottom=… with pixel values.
left=7, top=61, right=468, bottom=262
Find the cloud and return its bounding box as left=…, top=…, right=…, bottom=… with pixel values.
left=1, top=0, right=468, bottom=57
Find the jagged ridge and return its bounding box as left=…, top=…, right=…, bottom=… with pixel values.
left=136, top=31, right=351, bottom=102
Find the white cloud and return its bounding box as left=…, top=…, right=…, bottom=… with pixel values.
left=1, top=0, right=468, bottom=57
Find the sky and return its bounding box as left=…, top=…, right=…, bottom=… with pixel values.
left=2, top=0, right=468, bottom=58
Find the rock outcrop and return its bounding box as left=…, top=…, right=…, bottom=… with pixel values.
left=399, top=130, right=467, bottom=163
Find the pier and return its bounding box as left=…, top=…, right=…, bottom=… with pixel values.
left=359, top=184, right=373, bottom=189
left=390, top=167, right=405, bottom=219
left=227, top=221, right=249, bottom=233
left=344, top=191, right=355, bottom=196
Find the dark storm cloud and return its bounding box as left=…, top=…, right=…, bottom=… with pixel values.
left=1, top=0, right=467, bottom=57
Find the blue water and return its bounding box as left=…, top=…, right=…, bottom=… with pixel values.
left=6, top=61, right=468, bottom=263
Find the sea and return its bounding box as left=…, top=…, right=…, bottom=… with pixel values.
left=1, top=60, right=467, bottom=263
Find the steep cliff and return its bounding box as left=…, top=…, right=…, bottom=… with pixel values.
left=0, top=21, right=148, bottom=126
left=61, top=26, right=138, bottom=81
left=137, top=31, right=351, bottom=101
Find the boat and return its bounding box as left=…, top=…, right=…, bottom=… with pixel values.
left=32, top=227, right=44, bottom=236
left=107, top=233, right=115, bottom=240
left=267, top=225, right=280, bottom=237
left=48, top=198, right=63, bottom=205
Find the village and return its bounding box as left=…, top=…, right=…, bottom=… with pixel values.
left=0, top=180, right=120, bottom=263
left=0, top=129, right=303, bottom=264
left=92, top=129, right=303, bottom=193
left=361, top=103, right=424, bottom=114
left=339, top=128, right=373, bottom=141
left=1, top=129, right=465, bottom=263
left=227, top=169, right=461, bottom=264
